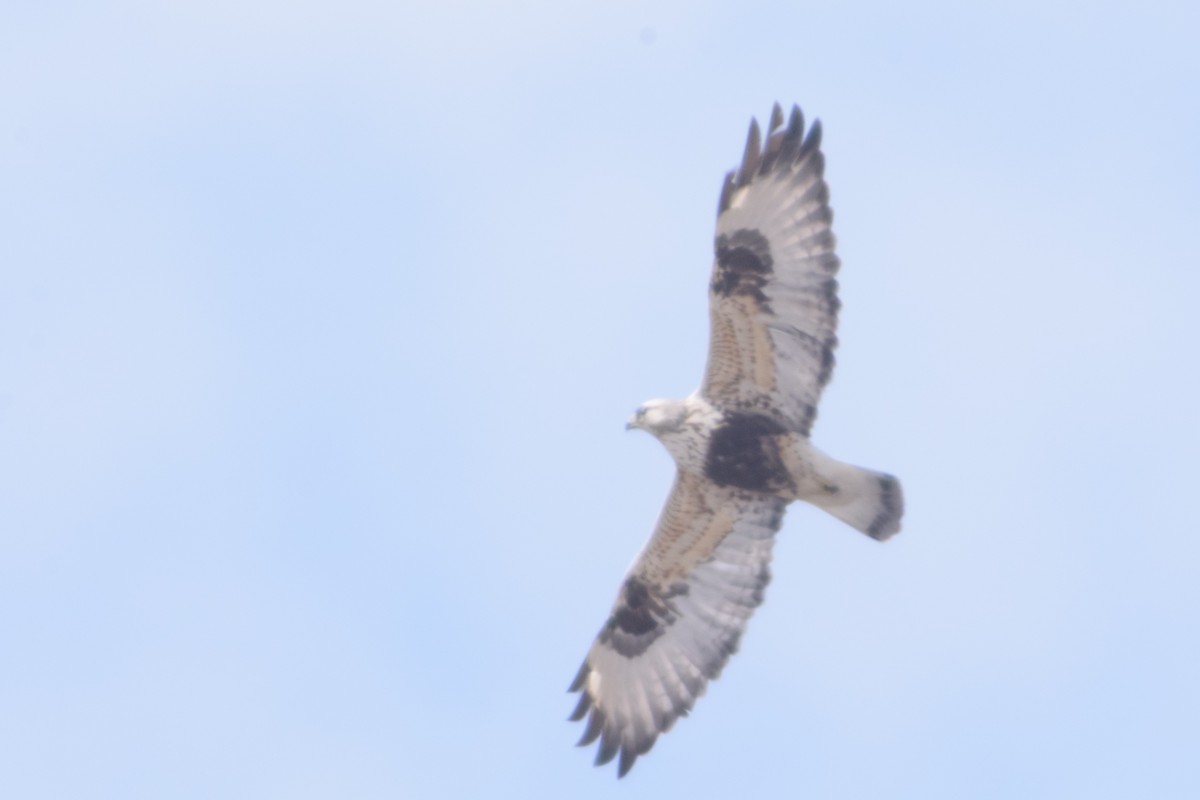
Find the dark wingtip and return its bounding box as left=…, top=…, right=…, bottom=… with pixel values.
left=803, top=117, right=823, bottom=155
left=759, top=102, right=790, bottom=176
left=722, top=105, right=827, bottom=213
left=576, top=708, right=605, bottom=747
left=790, top=104, right=805, bottom=136
left=568, top=690, right=592, bottom=722
left=768, top=102, right=784, bottom=134
left=776, top=106, right=805, bottom=164
left=716, top=170, right=737, bottom=215
left=617, top=748, right=638, bottom=778
left=743, top=103, right=826, bottom=182
left=737, top=117, right=762, bottom=185
left=567, top=660, right=589, bottom=692
left=594, top=728, right=620, bottom=766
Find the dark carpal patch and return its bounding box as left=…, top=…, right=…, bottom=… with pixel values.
left=598, top=577, right=687, bottom=657
left=705, top=413, right=793, bottom=494
left=712, top=228, right=773, bottom=305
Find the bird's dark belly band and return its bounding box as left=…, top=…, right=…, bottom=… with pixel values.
left=704, top=412, right=792, bottom=493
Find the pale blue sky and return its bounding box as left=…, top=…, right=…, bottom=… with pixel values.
left=3, top=2, right=1199, bottom=797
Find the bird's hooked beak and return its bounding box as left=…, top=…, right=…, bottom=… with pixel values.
left=626, top=408, right=645, bottom=431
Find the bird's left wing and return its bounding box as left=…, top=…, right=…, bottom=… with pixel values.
left=703, top=104, right=842, bottom=435
left=569, top=470, right=787, bottom=777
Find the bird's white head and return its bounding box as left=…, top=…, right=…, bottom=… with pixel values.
left=627, top=398, right=690, bottom=436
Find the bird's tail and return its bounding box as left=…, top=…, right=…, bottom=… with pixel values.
left=794, top=446, right=904, bottom=541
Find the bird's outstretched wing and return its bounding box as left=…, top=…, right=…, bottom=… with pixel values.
left=704, top=104, right=841, bottom=435
left=569, top=471, right=787, bottom=777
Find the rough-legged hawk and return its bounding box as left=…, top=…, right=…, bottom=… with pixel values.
left=568, top=104, right=904, bottom=777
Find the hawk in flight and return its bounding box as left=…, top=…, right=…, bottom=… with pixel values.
left=568, top=104, right=904, bottom=776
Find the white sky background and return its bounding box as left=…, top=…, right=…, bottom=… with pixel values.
left=2, top=1, right=1199, bottom=796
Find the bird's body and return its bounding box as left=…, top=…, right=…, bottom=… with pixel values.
left=630, top=395, right=900, bottom=533
left=570, top=104, right=903, bottom=777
